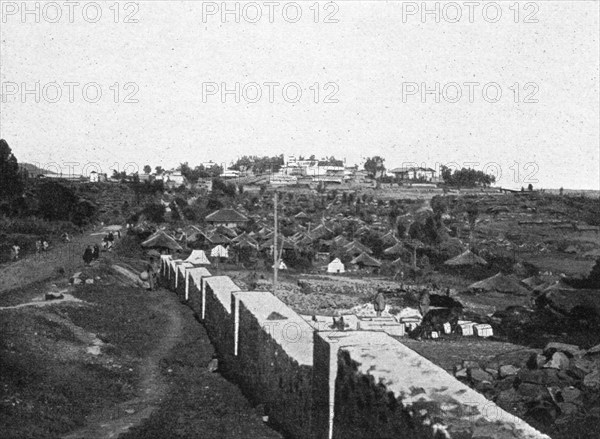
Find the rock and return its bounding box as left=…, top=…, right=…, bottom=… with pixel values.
left=85, top=279, right=94, bottom=284
left=72, top=278, right=83, bottom=285
left=462, top=360, right=480, bottom=369
left=557, top=402, right=579, bottom=416
left=518, top=369, right=546, bottom=385
left=499, top=365, right=519, bottom=378
left=44, top=292, right=64, bottom=301
left=484, top=368, right=499, bottom=380
left=469, top=368, right=493, bottom=384
left=545, top=342, right=583, bottom=357
left=124, top=408, right=135, bottom=415
left=586, top=343, right=600, bottom=356
left=495, top=349, right=542, bottom=369
left=543, top=352, right=570, bottom=370
left=557, top=370, right=577, bottom=386
left=560, top=386, right=582, bottom=404
left=570, top=357, right=594, bottom=375
left=583, top=369, right=600, bottom=388
left=518, top=383, right=550, bottom=400
left=526, top=401, right=559, bottom=424
left=207, top=358, right=219, bottom=372
left=527, top=353, right=547, bottom=370
left=495, top=376, right=518, bottom=391
left=454, top=367, right=468, bottom=379
left=496, top=388, right=519, bottom=406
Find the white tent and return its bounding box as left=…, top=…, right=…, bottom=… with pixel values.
left=210, top=245, right=229, bottom=259
left=185, top=250, right=211, bottom=265
left=327, top=258, right=345, bottom=274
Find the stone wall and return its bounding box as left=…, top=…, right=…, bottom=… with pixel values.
left=202, top=276, right=241, bottom=375
left=314, top=331, right=550, bottom=439
left=158, top=265, right=549, bottom=439
left=232, top=292, right=314, bottom=439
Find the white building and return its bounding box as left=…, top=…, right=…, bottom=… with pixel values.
left=327, top=258, right=346, bottom=274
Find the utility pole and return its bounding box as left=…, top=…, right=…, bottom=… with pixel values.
left=273, top=191, right=278, bottom=293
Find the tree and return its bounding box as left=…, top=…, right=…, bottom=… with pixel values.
left=440, top=166, right=496, bottom=188
left=140, top=203, right=166, bottom=223
left=528, top=183, right=533, bottom=191
left=363, top=156, right=386, bottom=179
left=0, top=139, right=24, bottom=202
left=155, top=166, right=163, bottom=175
left=143, top=165, right=152, bottom=174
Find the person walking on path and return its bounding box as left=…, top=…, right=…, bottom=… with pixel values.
left=146, top=259, right=156, bottom=291
left=374, top=291, right=386, bottom=317
left=11, top=245, right=20, bottom=261
left=83, top=246, right=94, bottom=266
left=419, top=290, right=431, bottom=317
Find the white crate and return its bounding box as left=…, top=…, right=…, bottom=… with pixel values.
left=458, top=322, right=474, bottom=336
left=430, top=331, right=440, bottom=339
left=443, top=322, right=452, bottom=334
left=474, top=323, right=493, bottom=338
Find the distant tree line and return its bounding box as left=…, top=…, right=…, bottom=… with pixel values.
left=441, top=166, right=496, bottom=187
left=0, top=139, right=97, bottom=226
left=229, top=155, right=284, bottom=174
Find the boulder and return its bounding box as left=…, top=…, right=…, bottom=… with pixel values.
left=557, top=402, right=579, bottom=416
left=583, top=369, right=600, bottom=389
left=72, top=278, right=83, bottom=285
left=544, top=342, right=585, bottom=357
left=560, top=386, right=582, bottom=404
left=469, top=368, right=493, bottom=384
left=495, top=376, right=518, bottom=391
left=484, top=368, right=499, bottom=380
left=462, top=360, right=480, bottom=369
left=499, top=364, right=519, bottom=378
left=44, top=292, right=64, bottom=301
left=518, top=369, right=546, bottom=385
left=495, top=388, right=519, bottom=406
left=526, top=353, right=547, bottom=370
left=526, top=401, right=559, bottom=424
left=454, top=367, right=468, bottom=379
left=586, top=343, right=600, bottom=356
left=517, top=383, right=550, bottom=400
left=495, top=349, right=543, bottom=369
left=543, top=351, right=570, bottom=370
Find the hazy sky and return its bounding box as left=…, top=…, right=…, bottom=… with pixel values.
left=1, top=1, right=598, bottom=189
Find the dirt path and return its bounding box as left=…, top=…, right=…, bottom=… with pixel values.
left=62, top=280, right=184, bottom=439
left=0, top=231, right=101, bottom=295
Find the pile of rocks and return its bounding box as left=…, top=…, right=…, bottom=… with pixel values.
left=454, top=342, right=600, bottom=428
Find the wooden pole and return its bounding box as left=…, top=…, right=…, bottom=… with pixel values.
left=273, top=191, right=278, bottom=293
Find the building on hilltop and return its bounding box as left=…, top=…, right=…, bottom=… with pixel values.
left=89, top=171, right=108, bottom=183
left=205, top=208, right=249, bottom=228
left=389, top=167, right=437, bottom=182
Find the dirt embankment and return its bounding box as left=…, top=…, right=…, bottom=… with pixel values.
left=1, top=237, right=280, bottom=439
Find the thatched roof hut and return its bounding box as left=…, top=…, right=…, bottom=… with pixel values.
left=468, top=272, right=529, bottom=295
left=445, top=250, right=487, bottom=266
left=141, top=231, right=183, bottom=251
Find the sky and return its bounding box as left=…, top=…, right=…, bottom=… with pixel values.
left=0, top=0, right=599, bottom=189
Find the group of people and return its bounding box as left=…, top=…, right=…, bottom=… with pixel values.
left=101, top=231, right=121, bottom=251
left=9, top=238, right=48, bottom=261
left=35, top=239, right=49, bottom=254
left=82, top=244, right=101, bottom=266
